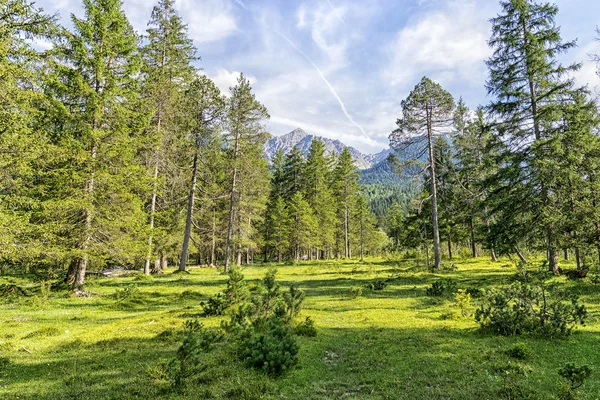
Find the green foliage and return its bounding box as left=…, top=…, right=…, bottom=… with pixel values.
left=453, top=289, right=472, bottom=317
left=558, top=363, right=592, bottom=400
left=294, top=317, right=317, bottom=337
left=475, top=279, right=587, bottom=338
left=168, top=320, right=221, bottom=389
left=365, top=280, right=387, bottom=291
left=111, top=285, right=140, bottom=302
left=505, top=343, right=531, bottom=361
left=201, top=293, right=228, bottom=317
left=425, top=279, right=456, bottom=296
left=239, top=317, right=299, bottom=377
left=223, top=268, right=248, bottom=307
left=283, top=285, right=305, bottom=321
left=349, top=287, right=363, bottom=299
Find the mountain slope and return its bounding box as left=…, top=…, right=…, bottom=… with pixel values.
left=263, top=128, right=389, bottom=170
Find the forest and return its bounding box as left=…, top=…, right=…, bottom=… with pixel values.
left=2, top=0, right=600, bottom=399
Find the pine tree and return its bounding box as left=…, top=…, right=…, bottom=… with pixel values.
left=332, top=148, right=360, bottom=258
left=141, top=0, right=197, bottom=274
left=46, top=0, right=148, bottom=289
left=485, top=0, right=580, bottom=272
left=178, top=76, right=226, bottom=271
left=353, top=195, right=377, bottom=261
left=390, top=76, right=455, bottom=269
left=223, top=74, right=269, bottom=270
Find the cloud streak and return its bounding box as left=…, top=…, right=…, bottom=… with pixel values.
left=273, top=30, right=372, bottom=143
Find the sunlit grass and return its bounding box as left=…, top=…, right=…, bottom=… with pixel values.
left=1, top=257, right=599, bottom=399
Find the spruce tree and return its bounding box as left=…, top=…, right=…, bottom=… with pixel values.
left=223, top=74, right=269, bottom=270
left=303, top=139, right=336, bottom=259
left=485, top=0, right=580, bottom=272
left=0, top=1, right=56, bottom=265
left=288, top=192, right=317, bottom=261
left=390, top=76, right=455, bottom=269
left=332, top=148, right=360, bottom=258
left=47, top=0, right=147, bottom=289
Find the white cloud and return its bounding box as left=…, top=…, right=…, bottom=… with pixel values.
left=384, top=0, right=492, bottom=86
left=571, top=42, right=600, bottom=93
left=209, top=68, right=257, bottom=95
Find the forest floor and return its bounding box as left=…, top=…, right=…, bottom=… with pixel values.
left=1, top=257, right=600, bottom=399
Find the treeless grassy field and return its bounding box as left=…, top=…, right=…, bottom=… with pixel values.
left=1, top=257, right=599, bottom=399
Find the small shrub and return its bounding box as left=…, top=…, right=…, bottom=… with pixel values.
left=505, top=343, right=531, bottom=360
left=294, top=317, right=317, bottom=337
left=425, top=279, right=456, bottom=296
left=475, top=279, right=587, bottom=338
left=558, top=363, right=592, bottom=400
left=465, top=287, right=483, bottom=298
left=178, top=290, right=203, bottom=301
left=239, top=317, right=299, bottom=376
left=453, top=289, right=472, bottom=317
left=169, top=320, right=221, bottom=388
left=440, top=311, right=457, bottom=320
left=365, top=280, right=387, bottom=291
left=349, top=287, right=363, bottom=299
left=590, top=275, right=600, bottom=285
left=283, top=285, right=305, bottom=321
left=201, top=293, right=227, bottom=316
left=223, top=268, right=248, bottom=307
left=111, top=285, right=140, bottom=301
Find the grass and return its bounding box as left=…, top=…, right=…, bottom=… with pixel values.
left=1, top=257, right=599, bottom=399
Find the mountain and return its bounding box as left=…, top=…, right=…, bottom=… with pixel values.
left=263, top=128, right=390, bottom=170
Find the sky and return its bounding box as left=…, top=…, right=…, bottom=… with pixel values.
left=35, top=0, right=600, bottom=154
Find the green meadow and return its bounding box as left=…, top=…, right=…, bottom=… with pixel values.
left=1, top=258, right=599, bottom=399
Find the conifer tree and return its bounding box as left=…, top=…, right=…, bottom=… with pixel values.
left=303, top=139, right=336, bottom=259
left=485, top=0, right=580, bottom=272
left=288, top=192, right=317, bottom=261
left=353, top=195, right=377, bottom=261
left=223, top=74, right=269, bottom=270
left=283, top=146, right=306, bottom=201
left=269, top=196, right=290, bottom=262
left=390, top=76, right=455, bottom=269
left=141, top=0, right=197, bottom=274
left=0, top=1, right=56, bottom=265
left=47, top=0, right=148, bottom=289
left=332, top=148, right=360, bottom=258
left=178, top=76, right=226, bottom=271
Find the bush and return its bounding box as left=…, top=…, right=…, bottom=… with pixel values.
left=169, top=320, right=221, bottom=388
left=283, top=285, right=305, bottom=321
left=453, top=289, right=472, bottom=317
left=349, top=287, right=363, bottom=299
left=111, top=285, right=140, bottom=301
left=558, top=363, right=592, bottom=400
left=223, top=268, right=248, bottom=307
left=239, top=317, right=299, bottom=376
left=294, top=317, right=317, bottom=337
left=425, top=279, right=456, bottom=296
left=201, top=293, right=227, bottom=316
left=475, top=279, right=587, bottom=338
left=365, top=280, right=387, bottom=291
left=505, top=343, right=531, bottom=360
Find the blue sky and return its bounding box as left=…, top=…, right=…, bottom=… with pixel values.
left=36, top=0, right=600, bottom=154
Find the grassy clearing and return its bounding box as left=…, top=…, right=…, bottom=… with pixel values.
left=1, top=258, right=599, bottom=399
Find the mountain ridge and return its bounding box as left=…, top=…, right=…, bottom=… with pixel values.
left=263, top=128, right=390, bottom=170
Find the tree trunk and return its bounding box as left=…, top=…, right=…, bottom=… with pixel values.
left=491, top=248, right=498, bottom=262
left=426, top=107, right=442, bottom=270
left=447, top=237, right=453, bottom=260
left=469, top=217, right=477, bottom=258
left=210, top=209, right=216, bottom=266
left=152, top=257, right=161, bottom=274
left=563, top=248, right=569, bottom=261
left=224, top=131, right=240, bottom=272
left=160, top=252, right=168, bottom=271
left=144, top=160, right=159, bottom=275
left=179, top=152, right=198, bottom=272
left=515, top=247, right=527, bottom=263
